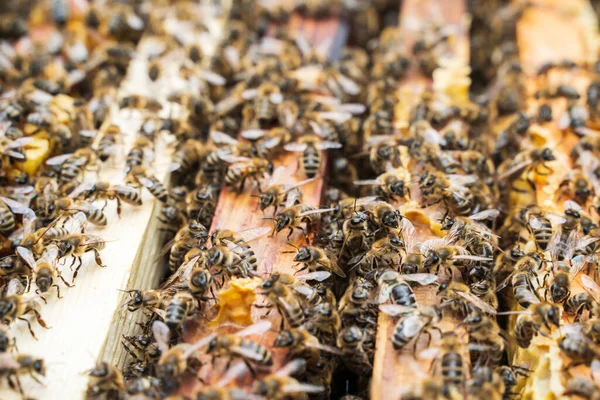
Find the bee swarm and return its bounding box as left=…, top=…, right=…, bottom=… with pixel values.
left=1, top=0, right=600, bottom=399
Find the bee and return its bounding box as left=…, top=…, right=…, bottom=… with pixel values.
left=158, top=292, right=198, bottom=332
left=126, top=136, right=155, bottom=171
left=559, top=323, right=600, bottom=367
left=220, top=155, right=273, bottom=192
left=121, top=289, right=163, bottom=313
left=119, top=95, right=162, bottom=112
left=284, top=135, right=342, bottom=179
left=194, top=362, right=251, bottom=400
left=438, top=281, right=499, bottom=317
left=52, top=213, right=107, bottom=280
left=152, top=321, right=209, bottom=392
left=422, top=240, right=491, bottom=276
left=76, top=181, right=143, bottom=216
left=206, top=320, right=274, bottom=373
left=211, top=227, right=270, bottom=277
left=339, top=278, right=378, bottom=327
left=419, top=172, right=479, bottom=216
left=460, top=312, right=505, bottom=366
left=497, top=147, right=556, bottom=182
left=86, top=361, right=125, bottom=398
left=17, top=245, right=72, bottom=298
left=169, top=139, right=207, bottom=173
left=337, top=325, right=373, bottom=376
left=308, top=301, right=342, bottom=342
left=565, top=377, right=600, bottom=400
left=496, top=252, right=543, bottom=309
left=467, top=366, right=505, bottom=400
left=349, top=236, right=404, bottom=277
left=46, top=148, right=98, bottom=184
left=272, top=204, right=329, bottom=240
left=291, top=245, right=345, bottom=278
left=514, top=302, right=561, bottom=348
left=375, top=269, right=438, bottom=307
left=97, top=124, right=121, bottom=162
left=0, top=196, right=34, bottom=235
left=252, top=359, right=325, bottom=399
left=257, top=166, right=313, bottom=214
left=0, top=279, right=48, bottom=339
left=161, top=219, right=208, bottom=271
left=400, top=220, right=426, bottom=274
left=273, top=327, right=341, bottom=367
left=49, top=196, right=107, bottom=227
left=364, top=137, right=403, bottom=174
left=379, top=305, right=443, bottom=352
left=0, top=352, right=46, bottom=396
left=241, top=82, right=284, bottom=127
left=126, top=166, right=168, bottom=203
left=354, top=167, right=412, bottom=201
left=425, top=331, right=465, bottom=398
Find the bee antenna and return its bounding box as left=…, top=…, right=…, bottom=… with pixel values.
left=285, top=242, right=299, bottom=250
left=262, top=217, right=275, bottom=220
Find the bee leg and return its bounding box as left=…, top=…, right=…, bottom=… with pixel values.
left=18, top=317, right=37, bottom=340
left=59, top=274, right=74, bottom=288
left=243, top=359, right=257, bottom=378
left=29, top=371, right=44, bottom=385
left=93, top=249, right=106, bottom=267
left=11, top=374, right=24, bottom=394
left=53, top=284, right=62, bottom=299
left=122, top=342, right=140, bottom=360
left=287, top=227, right=294, bottom=240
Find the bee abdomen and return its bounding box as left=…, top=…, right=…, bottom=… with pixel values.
left=303, top=147, right=320, bottom=178
left=441, top=352, right=463, bottom=388
left=390, top=284, right=416, bottom=307
left=0, top=209, right=15, bottom=233
left=87, top=209, right=107, bottom=226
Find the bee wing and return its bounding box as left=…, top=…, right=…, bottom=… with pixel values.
left=64, top=212, right=88, bottom=234
left=569, top=254, right=587, bottom=277
left=527, top=215, right=544, bottom=229
left=6, top=137, right=34, bottom=149
left=3, top=150, right=25, bottom=160
left=377, top=285, right=393, bottom=304
left=353, top=179, right=379, bottom=186
left=452, top=255, right=493, bottom=262
left=236, top=226, right=272, bottom=243
left=216, top=362, right=249, bottom=387
left=216, top=96, right=244, bottom=114
left=317, top=141, right=343, bottom=150
left=339, top=103, right=366, bottom=115
left=270, top=92, right=283, bottom=104
left=422, top=127, right=446, bottom=146
left=219, top=154, right=251, bottom=164
left=495, top=270, right=515, bottom=292
left=0, top=353, right=21, bottom=370
left=183, top=332, right=217, bottom=359
left=282, top=178, right=315, bottom=193
left=198, top=70, right=226, bottom=86
left=564, top=200, right=584, bottom=214
left=335, top=73, right=360, bottom=95
left=284, top=190, right=302, bottom=209
left=581, top=274, right=600, bottom=303
left=282, top=383, right=325, bottom=394
left=447, top=174, right=477, bottom=189
left=16, top=246, right=36, bottom=270
left=230, top=345, right=266, bottom=361
left=469, top=209, right=500, bottom=221
left=296, top=271, right=331, bottom=282
left=79, top=129, right=98, bottom=139
left=6, top=278, right=24, bottom=296
left=152, top=320, right=171, bottom=354
left=224, top=45, right=240, bottom=69
left=498, top=159, right=533, bottom=180
left=81, top=235, right=107, bottom=246
left=68, top=181, right=95, bottom=199
left=260, top=136, right=282, bottom=150
left=43, top=245, right=60, bottom=264
left=379, top=304, right=414, bottom=316
left=327, top=262, right=347, bottom=278
left=402, top=273, right=438, bottom=285
left=402, top=315, right=427, bottom=337
left=0, top=196, right=33, bottom=215
left=547, top=214, right=567, bottom=226
left=46, top=153, right=74, bottom=166
left=241, top=89, right=258, bottom=101
left=241, top=129, right=268, bottom=140
left=284, top=143, right=308, bottom=152
left=298, top=208, right=335, bottom=217
left=316, top=111, right=352, bottom=123
left=137, top=176, right=156, bottom=188
left=210, top=131, right=239, bottom=146
left=275, top=359, right=307, bottom=377
left=456, top=291, right=497, bottom=315
left=127, top=13, right=144, bottom=30
left=235, top=320, right=272, bottom=337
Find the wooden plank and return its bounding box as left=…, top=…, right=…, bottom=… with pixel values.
left=0, top=4, right=228, bottom=399
left=370, top=1, right=470, bottom=399
left=508, top=1, right=600, bottom=397
left=173, top=15, right=349, bottom=394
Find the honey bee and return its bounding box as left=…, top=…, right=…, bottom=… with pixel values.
left=220, top=155, right=273, bottom=192
left=252, top=358, right=325, bottom=399
left=290, top=245, right=345, bottom=278
left=460, top=312, right=505, bottom=366
left=422, top=239, right=492, bottom=276
left=497, top=147, right=556, bottom=182
left=0, top=196, right=33, bottom=235
left=565, top=377, right=600, bottom=400
left=379, top=305, right=443, bottom=352
left=257, top=166, right=313, bottom=214
left=422, top=331, right=465, bottom=398
left=271, top=204, right=330, bottom=240
left=284, top=135, right=342, bottom=179
left=0, top=352, right=46, bottom=396
left=354, top=167, right=412, bottom=202
left=0, top=279, right=48, bottom=339
left=169, top=139, right=207, bottom=173
left=119, top=95, right=162, bottom=112
left=97, top=124, right=121, bottom=162
left=496, top=252, right=543, bottom=309
left=348, top=236, right=404, bottom=277
left=467, top=366, right=505, bottom=400
left=194, top=362, right=250, bottom=400
left=46, top=148, right=98, bottom=184
left=241, top=82, right=284, bottom=127
left=17, top=245, right=72, bottom=298
left=364, top=137, right=403, bottom=174
left=274, top=327, right=341, bottom=367
left=126, top=136, right=155, bottom=172
left=419, top=172, right=480, bottom=216
left=126, top=166, right=168, bottom=203
left=438, top=281, right=499, bottom=317
left=337, top=325, right=373, bottom=376
left=158, top=291, right=198, bottom=332
left=75, top=181, right=143, bottom=216
left=121, top=289, right=163, bottom=313
left=206, top=320, right=274, bottom=373
left=211, top=227, right=270, bottom=275
left=161, top=219, right=208, bottom=271
left=513, top=302, right=561, bottom=348
left=86, top=361, right=125, bottom=398
left=375, top=269, right=438, bottom=307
